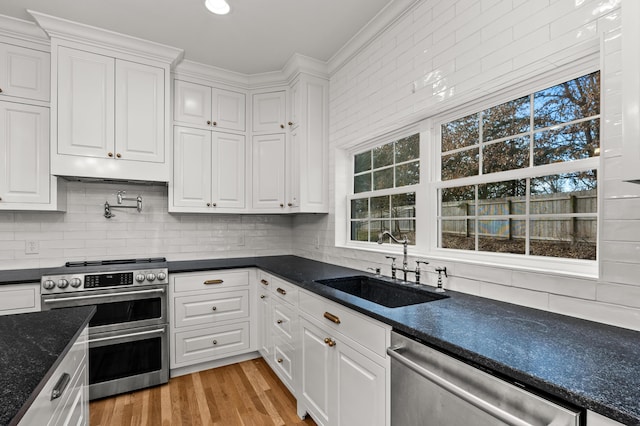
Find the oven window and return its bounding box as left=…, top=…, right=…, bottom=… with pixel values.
left=90, top=297, right=162, bottom=327
left=89, top=337, right=162, bottom=384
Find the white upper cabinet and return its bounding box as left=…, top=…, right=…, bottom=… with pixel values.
left=171, top=126, right=245, bottom=212
left=252, top=133, right=286, bottom=210
left=31, top=11, right=183, bottom=182
left=174, top=80, right=245, bottom=132
left=0, top=42, right=50, bottom=102
left=0, top=101, right=55, bottom=208
left=252, top=91, right=286, bottom=133
left=57, top=47, right=115, bottom=158
left=623, top=1, right=640, bottom=183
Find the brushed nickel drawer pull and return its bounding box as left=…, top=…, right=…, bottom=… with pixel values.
left=323, top=312, right=341, bottom=324
left=277, top=287, right=287, bottom=295
left=51, top=373, right=70, bottom=400
left=260, top=279, right=269, bottom=286
left=204, top=279, right=224, bottom=285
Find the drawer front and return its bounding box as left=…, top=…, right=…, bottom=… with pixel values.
left=172, top=269, right=250, bottom=293
left=299, top=290, right=388, bottom=357
left=174, top=321, right=250, bottom=365
left=261, top=273, right=299, bottom=305
left=0, top=283, right=40, bottom=315
left=272, top=301, right=297, bottom=342
left=52, top=361, right=87, bottom=426
left=174, top=290, right=249, bottom=328
left=272, top=337, right=295, bottom=385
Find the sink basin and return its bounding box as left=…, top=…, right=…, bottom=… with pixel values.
left=314, top=276, right=449, bottom=308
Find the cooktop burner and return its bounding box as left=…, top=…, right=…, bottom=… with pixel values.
left=65, top=257, right=167, bottom=267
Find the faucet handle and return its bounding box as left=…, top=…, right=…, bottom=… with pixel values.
left=385, top=255, right=396, bottom=264
left=367, top=267, right=381, bottom=276
left=435, top=266, right=448, bottom=277
left=415, top=260, right=429, bottom=269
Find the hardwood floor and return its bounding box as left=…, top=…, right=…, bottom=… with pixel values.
left=89, top=358, right=316, bottom=426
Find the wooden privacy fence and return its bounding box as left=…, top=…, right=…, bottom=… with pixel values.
left=441, top=190, right=597, bottom=243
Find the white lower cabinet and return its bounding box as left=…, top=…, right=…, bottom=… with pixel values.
left=19, top=326, right=88, bottom=426
left=298, top=290, right=390, bottom=426
left=587, top=411, right=626, bottom=426
left=170, top=269, right=254, bottom=371
left=0, top=283, right=41, bottom=315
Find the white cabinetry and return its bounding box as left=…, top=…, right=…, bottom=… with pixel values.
left=174, top=80, right=245, bottom=132
left=170, top=269, right=254, bottom=372
left=252, top=91, right=286, bottom=133
left=298, top=289, right=390, bottom=426
left=31, top=11, right=183, bottom=182
left=257, top=271, right=300, bottom=396
left=587, top=411, right=626, bottom=426
left=252, top=133, right=286, bottom=210
left=171, top=126, right=245, bottom=212
left=623, top=0, right=640, bottom=182
left=0, top=283, right=41, bottom=315
left=0, top=42, right=50, bottom=102
left=19, top=326, right=88, bottom=426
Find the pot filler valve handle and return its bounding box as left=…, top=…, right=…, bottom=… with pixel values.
left=435, top=267, right=447, bottom=292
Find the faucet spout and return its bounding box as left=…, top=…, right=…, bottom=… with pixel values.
left=378, top=231, right=410, bottom=281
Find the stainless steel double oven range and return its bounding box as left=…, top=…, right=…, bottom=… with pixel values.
left=41, top=258, right=169, bottom=400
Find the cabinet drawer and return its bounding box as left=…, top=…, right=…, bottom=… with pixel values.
left=272, top=337, right=295, bottom=387
left=272, top=301, right=297, bottom=342
left=51, top=361, right=87, bottom=426
left=0, top=283, right=40, bottom=315
left=174, top=290, right=249, bottom=328
left=172, top=270, right=250, bottom=293
left=299, top=290, right=388, bottom=358
left=174, top=321, right=250, bottom=365
left=260, top=272, right=299, bottom=305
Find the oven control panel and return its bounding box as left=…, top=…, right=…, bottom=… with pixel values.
left=41, top=268, right=169, bottom=293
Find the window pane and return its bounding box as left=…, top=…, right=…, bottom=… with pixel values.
left=371, top=196, right=390, bottom=218
left=373, top=143, right=394, bottom=168
left=531, top=171, right=597, bottom=214
left=354, top=151, right=371, bottom=173
left=351, top=221, right=368, bottom=242
left=351, top=199, right=369, bottom=219
left=478, top=220, right=525, bottom=254
left=390, top=219, right=416, bottom=245
left=441, top=186, right=475, bottom=216
left=482, top=137, right=530, bottom=174
left=534, top=71, right=600, bottom=129
left=396, top=134, right=420, bottom=162
left=370, top=220, right=391, bottom=242
left=442, top=148, right=479, bottom=180
left=533, top=119, right=599, bottom=165
left=529, top=219, right=596, bottom=260
left=440, top=219, right=475, bottom=250
left=482, top=96, right=530, bottom=141
left=478, top=180, right=526, bottom=216
left=391, top=193, right=416, bottom=218
left=396, top=161, right=419, bottom=187
left=441, top=113, right=479, bottom=152
left=354, top=173, right=371, bottom=193
left=373, top=168, right=393, bottom=190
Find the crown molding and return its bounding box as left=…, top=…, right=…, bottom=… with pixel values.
left=327, top=0, right=421, bottom=76
left=173, top=59, right=251, bottom=89
left=28, top=10, right=184, bottom=66
left=0, top=14, right=50, bottom=49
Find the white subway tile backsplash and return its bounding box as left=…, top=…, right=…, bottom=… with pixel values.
left=549, top=295, right=640, bottom=331
left=479, top=281, right=549, bottom=310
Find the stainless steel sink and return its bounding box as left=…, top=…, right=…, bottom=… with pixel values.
left=314, top=276, right=448, bottom=308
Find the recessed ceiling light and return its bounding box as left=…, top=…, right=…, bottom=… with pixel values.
left=205, top=0, right=230, bottom=15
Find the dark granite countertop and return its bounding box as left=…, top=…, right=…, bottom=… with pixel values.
left=0, top=306, right=95, bottom=426
left=2, top=256, right=639, bottom=424
left=171, top=255, right=640, bottom=425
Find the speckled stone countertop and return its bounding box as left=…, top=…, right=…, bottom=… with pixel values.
left=171, top=256, right=640, bottom=425
left=0, top=306, right=95, bottom=426
left=2, top=256, right=639, bottom=424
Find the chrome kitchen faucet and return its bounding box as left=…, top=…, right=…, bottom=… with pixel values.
left=377, top=231, right=428, bottom=283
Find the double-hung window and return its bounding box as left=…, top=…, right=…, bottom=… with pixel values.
left=436, top=71, right=600, bottom=261
left=349, top=134, right=420, bottom=245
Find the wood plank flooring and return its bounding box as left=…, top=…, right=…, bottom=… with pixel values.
left=89, top=358, right=316, bottom=426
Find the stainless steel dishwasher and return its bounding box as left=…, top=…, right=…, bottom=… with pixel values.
left=387, top=331, right=582, bottom=426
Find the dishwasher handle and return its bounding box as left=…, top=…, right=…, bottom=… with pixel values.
left=387, top=345, right=535, bottom=426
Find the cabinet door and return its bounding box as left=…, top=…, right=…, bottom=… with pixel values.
left=174, top=80, right=212, bottom=127
left=57, top=47, right=114, bottom=158
left=289, top=80, right=300, bottom=129
left=115, top=60, right=165, bottom=163
left=0, top=43, right=50, bottom=102
left=300, top=318, right=333, bottom=426
left=173, top=126, right=212, bottom=208
left=252, top=133, right=285, bottom=210
left=335, top=343, right=386, bottom=426
left=257, top=289, right=272, bottom=358
left=0, top=102, right=50, bottom=205
left=212, top=132, right=245, bottom=208
left=252, top=91, right=286, bottom=133
left=212, top=88, right=245, bottom=132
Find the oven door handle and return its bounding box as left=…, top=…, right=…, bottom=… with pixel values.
left=88, top=327, right=166, bottom=344
left=43, top=288, right=165, bottom=303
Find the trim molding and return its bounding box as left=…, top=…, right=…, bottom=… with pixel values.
left=0, top=14, right=50, bottom=49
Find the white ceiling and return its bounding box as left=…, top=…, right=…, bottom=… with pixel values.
left=0, top=0, right=393, bottom=75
